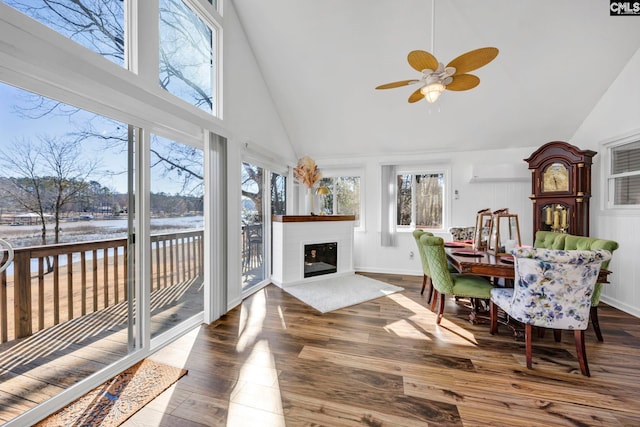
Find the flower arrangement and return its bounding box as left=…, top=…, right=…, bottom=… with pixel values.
left=293, top=155, right=322, bottom=189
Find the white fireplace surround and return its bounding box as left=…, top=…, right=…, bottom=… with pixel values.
left=271, top=215, right=355, bottom=288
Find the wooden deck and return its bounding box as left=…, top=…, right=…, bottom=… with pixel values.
left=118, top=272, right=640, bottom=427
left=0, top=275, right=203, bottom=424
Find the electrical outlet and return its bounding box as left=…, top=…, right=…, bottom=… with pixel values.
left=409, top=251, right=414, bottom=259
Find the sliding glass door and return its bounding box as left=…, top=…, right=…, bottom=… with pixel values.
left=241, top=162, right=265, bottom=290
left=149, top=135, right=204, bottom=339
left=0, top=82, right=136, bottom=420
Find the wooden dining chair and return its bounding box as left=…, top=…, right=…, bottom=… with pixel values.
left=420, top=235, right=493, bottom=324
left=490, top=247, right=611, bottom=376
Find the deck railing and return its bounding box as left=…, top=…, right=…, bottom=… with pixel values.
left=0, top=230, right=203, bottom=343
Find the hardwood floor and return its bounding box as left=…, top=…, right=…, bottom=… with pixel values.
left=122, top=272, right=640, bottom=426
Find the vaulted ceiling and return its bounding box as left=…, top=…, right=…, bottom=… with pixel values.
left=232, top=0, right=640, bottom=159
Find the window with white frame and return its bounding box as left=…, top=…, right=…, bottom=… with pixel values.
left=317, top=175, right=361, bottom=226
left=606, top=137, right=640, bottom=207
left=397, top=171, right=445, bottom=229
left=160, top=0, right=216, bottom=114
left=3, top=0, right=126, bottom=66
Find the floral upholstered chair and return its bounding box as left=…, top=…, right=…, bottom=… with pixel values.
left=420, top=235, right=493, bottom=325
left=489, top=247, right=611, bottom=376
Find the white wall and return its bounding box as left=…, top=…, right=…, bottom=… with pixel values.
left=316, top=146, right=535, bottom=277
left=570, top=47, right=640, bottom=317
left=222, top=3, right=296, bottom=309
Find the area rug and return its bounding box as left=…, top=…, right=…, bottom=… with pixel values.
left=285, top=274, right=404, bottom=313
left=36, top=359, right=187, bottom=427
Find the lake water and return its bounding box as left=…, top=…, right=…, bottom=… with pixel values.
left=0, top=216, right=204, bottom=276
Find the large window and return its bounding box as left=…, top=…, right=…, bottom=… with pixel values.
left=160, top=0, right=216, bottom=114
left=318, top=175, right=361, bottom=225
left=4, top=0, right=126, bottom=66
left=0, top=81, right=135, bottom=414
left=0, top=0, right=222, bottom=422
left=607, top=137, right=640, bottom=207
left=397, top=171, right=445, bottom=229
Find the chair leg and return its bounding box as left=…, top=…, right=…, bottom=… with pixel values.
left=489, top=300, right=498, bottom=335
left=436, top=293, right=445, bottom=325
left=553, top=330, right=562, bottom=342
left=590, top=306, right=604, bottom=342
left=427, top=279, right=434, bottom=305
left=430, top=290, right=438, bottom=312
left=574, top=330, right=590, bottom=377
left=525, top=324, right=533, bottom=369
left=421, top=274, right=427, bottom=295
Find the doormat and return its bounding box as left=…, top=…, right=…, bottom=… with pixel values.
left=36, top=359, right=188, bottom=427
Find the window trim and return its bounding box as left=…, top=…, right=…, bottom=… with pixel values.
left=395, top=165, right=451, bottom=233
left=601, top=129, right=640, bottom=211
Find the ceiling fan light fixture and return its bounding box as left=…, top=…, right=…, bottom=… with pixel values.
left=421, top=82, right=445, bottom=103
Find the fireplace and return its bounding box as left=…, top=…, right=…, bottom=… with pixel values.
left=304, top=242, right=337, bottom=278
left=271, top=215, right=355, bottom=288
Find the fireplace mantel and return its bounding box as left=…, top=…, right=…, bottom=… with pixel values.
left=271, top=215, right=355, bottom=288
left=272, top=215, right=356, bottom=223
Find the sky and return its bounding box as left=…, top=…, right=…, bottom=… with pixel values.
left=0, top=82, right=199, bottom=195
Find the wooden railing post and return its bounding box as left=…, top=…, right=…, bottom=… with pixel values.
left=13, top=250, right=32, bottom=339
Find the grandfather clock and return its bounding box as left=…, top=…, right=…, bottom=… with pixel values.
left=524, top=141, right=596, bottom=237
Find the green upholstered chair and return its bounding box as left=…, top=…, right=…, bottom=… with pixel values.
left=412, top=229, right=434, bottom=303
left=420, top=234, right=494, bottom=324
left=533, top=231, right=619, bottom=341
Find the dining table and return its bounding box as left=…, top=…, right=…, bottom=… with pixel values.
left=444, top=241, right=611, bottom=330
left=444, top=241, right=611, bottom=284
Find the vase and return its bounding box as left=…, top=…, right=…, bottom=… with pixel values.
left=305, top=188, right=315, bottom=214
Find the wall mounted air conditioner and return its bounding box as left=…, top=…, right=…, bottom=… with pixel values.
left=469, top=163, right=530, bottom=183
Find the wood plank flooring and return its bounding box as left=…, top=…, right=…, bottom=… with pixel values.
left=120, top=272, right=640, bottom=426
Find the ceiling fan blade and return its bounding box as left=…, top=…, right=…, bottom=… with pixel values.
left=407, top=50, right=438, bottom=72
left=408, top=87, right=425, bottom=103
left=446, top=47, right=499, bottom=74
left=375, top=79, right=420, bottom=90
left=445, top=74, right=480, bottom=91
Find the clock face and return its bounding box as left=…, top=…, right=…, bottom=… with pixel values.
left=542, top=163, right=569, bottom=192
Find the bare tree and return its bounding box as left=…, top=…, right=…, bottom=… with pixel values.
left=0, top=136, right=97, bottom=245
left=6, top=0, right=125, bottom=63
left=241, top=163, right=263, bottom=223
left=8, top=0, right=213, bottom=193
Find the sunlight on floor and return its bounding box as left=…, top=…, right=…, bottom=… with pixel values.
left=144, top=327, right=200, bottom=417
left=383, top=293, right=478, bottom=346
left=237, top=289, right=268, bottom=352
left=227, top=290, right=286, bottom=426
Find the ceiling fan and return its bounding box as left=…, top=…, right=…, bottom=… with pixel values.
left=375, top=0, right=498, bottom=104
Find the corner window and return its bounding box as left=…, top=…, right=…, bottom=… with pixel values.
left=607, top=138, right=640, bottom=207
left=397, top=171, right=445, bottom=229
left=317, top=176, right=361, bottom=226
